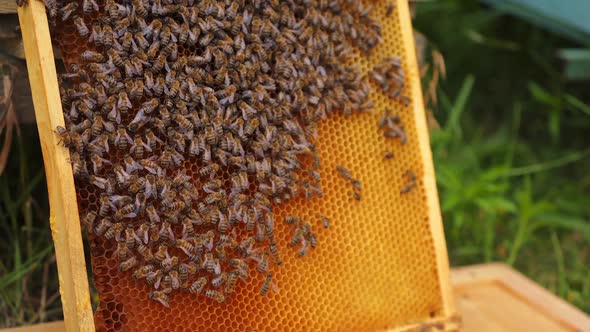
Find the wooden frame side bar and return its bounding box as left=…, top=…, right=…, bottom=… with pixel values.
left=396, top=0, right=456, bottom=319
left=17, top=2, right=95, bottom=331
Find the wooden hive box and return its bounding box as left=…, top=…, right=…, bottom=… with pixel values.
left=17, top=0, right=458, bottom=331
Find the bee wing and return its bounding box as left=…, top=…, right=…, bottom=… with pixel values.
left=142, top=141, right=152, bottom=152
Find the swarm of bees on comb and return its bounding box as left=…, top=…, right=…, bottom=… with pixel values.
left=21, top=0, right=410, bottom=309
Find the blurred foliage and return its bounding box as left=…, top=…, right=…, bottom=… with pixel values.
left=415, top=0, right=590, bottom=312
left=0, top=127, right=62, bottom=327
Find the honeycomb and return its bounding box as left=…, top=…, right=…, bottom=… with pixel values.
left=46, top=0, right=448, bottom=331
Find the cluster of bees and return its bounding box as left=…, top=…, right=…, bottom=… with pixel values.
left=32, top=0, right=407, bottom=307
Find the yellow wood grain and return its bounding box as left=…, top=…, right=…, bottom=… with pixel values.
left=396, top=0, right=456, bottom=319
left=0, top=322, right=65, bottom=332
left=452, top=263, right=590, bottom=332
left=17, top=1, right=94, bottom=331
left=0, top=0, right=17, bottom=13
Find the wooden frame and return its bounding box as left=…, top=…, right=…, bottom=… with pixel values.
left=17, top=1, right=95, bottom=331
left=398, top=0, right=456, bottom=319
left=16, top=0, right=454, bottom=330
left=452, top=263, right=590, bottom=331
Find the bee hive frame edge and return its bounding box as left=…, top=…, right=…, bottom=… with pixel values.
left=18, top=1, right=95, bottom=331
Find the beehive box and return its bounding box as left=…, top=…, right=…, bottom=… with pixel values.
left=18, top=0, right=457, bottom=331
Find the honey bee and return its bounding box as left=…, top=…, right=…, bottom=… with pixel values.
left=119, top=255, right=138, bottom=272
left=112, top=240, right=130, bottom=261
left=159, top=221, right=174, bottom=243
left=69, top=151, right=88, bottom=178
left=352, top=179, right=362, bottom=191
left=146, top=269, right=163, bottom=287
left=336, top=165, right=353, bottom=181
left=178, top=262, right=198, bottom=283
left=198, top=164, right=220, bottom=177
left=297, top=242, right=309, bottom=257
left=122, top=156, right=142, bottom=174
left=54, top=126, right=71, bottom=147
left=309, top=233, right=317, bottom=249
left=161, top=256, right=179, bottom=273
left=58, top=2, right=78, bottom=21
left=174, top=239, right=195, bottom=257
left=137, top=243, right=154, bottom=262
left=320, top=216, right=330, bottom=229
left=129, top=79, right=146, bottom=100
left=174, top=113, right=194, bottom=131
left=108, top=195, right=132, bottom=210
left=103, top=25, right=114, bottom=47
left=243, top=118, right=261, bottom=138
left=212, top=273, right=228, bottom=288
left=255, top=222, right=266, bottom=242
left=129, top=109, right=150, bottom=132
left=353, top=191, right=361, bottom=201
left=73, top=16, right=89, bottom=37
left=135, top=192, right=147, bottom=216
left=83, top=211, right=98, bottom=230
left=401, top=170, right=417, bottom=194
left=90, top=175, right=109, bottom=191
left=269, top=240, right=282, bottom=266
left=122, top=226, right=138, bottom=249
left=205, top=290, right=225, bottom=303
left=205, top=191, right=225, bottom=205
left=203, top=253, right=221, bottom=275
left=215, top=213, right=230, bottom=233
left=115, top=203, right=137, bottom=221
left=94, top=217, right=112, bottom=236
left=284, top=216, right=300, bottom=225
left=260, top=273, right=278, bottom=296
left=146, top=205, right=161, bottom=225
left=256, top=252, right=269, bottom=273
left=130, top=136, right=151, bottom=159
left=189, top=277, right=208, bottom=294
left=89, top=116, right=105, bottom=136
left=132, top=0, right=147, bottom=17
left=154, top=244, right=169, bottom=265
left=127, top=175, right=146, bottom=195
left=149, top=288, right=171, bottom=308
left=117, top=92, right=132, bottom=114
left=107, top=49, right=124, bottom=67
left=136, top=222, right=150, bottom=244
left=152, top=54, right=167, bottom=73
left=121, top=31, right=135, bottom=53
left=89, top=23, right=103, bottom=45
left=81, top=50, right=104, bottom=62
left=386, top=2, right=395, bottom=16
left=168, top=270, right=181, bottom=290
left=182, top=218, right=195, bottom=239
left=132, top=264, right=154, bottom=280
left=385, top=151, right=394, bottom=159
left=104, top=222, right=124, bottom=241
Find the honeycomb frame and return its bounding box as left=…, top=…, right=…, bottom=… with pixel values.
left=18, top=0, right=456, bottom=330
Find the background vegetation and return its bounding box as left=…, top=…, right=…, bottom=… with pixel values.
left=415, top=0, right=590, bottom=313
left=1, top=0, right=589, bottom=327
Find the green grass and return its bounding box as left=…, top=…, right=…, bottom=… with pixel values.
left=415, top=0, right=590, bottom=313
left=1, top=0, right=590, bottom=327
left=0, top=127, right=62, bottom=327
